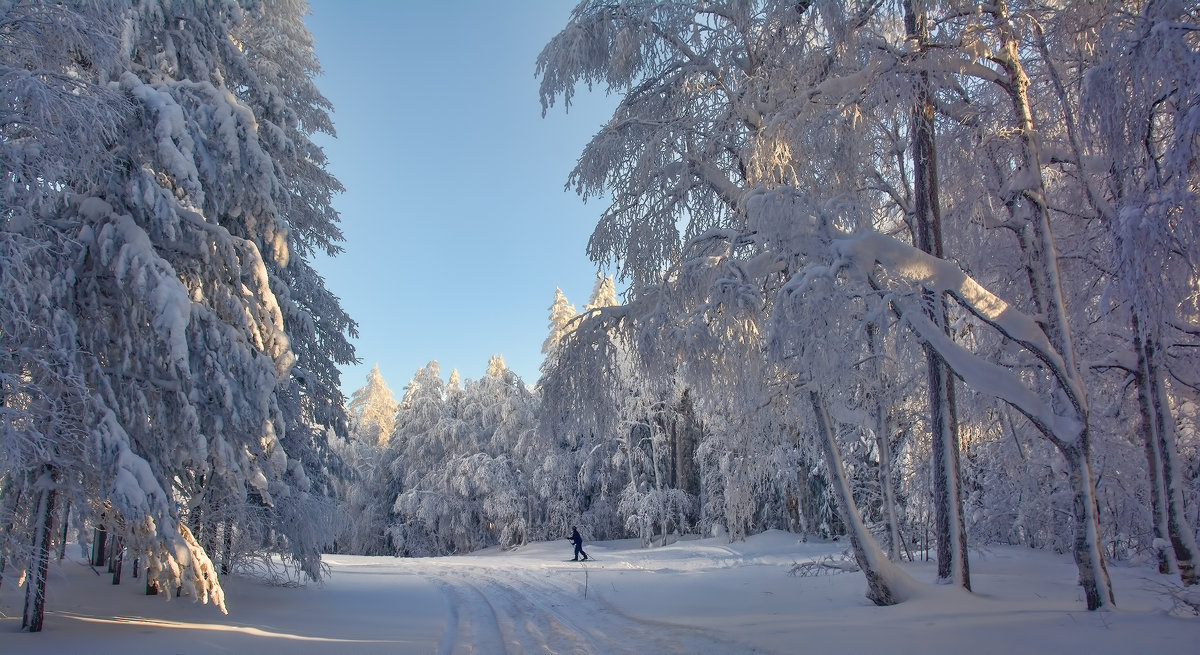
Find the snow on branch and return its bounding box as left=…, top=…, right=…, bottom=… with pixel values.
left=890, top=294, right=1060, bottom=438
left=95, top=404, right=227, bottom=613
left=788, top=552, right=860, bottom=577
left=84, top=199, right=192, bottom=371
left=828, top=230, right=1086, bottom=443
left=833, top=233, right=1050, bottom=355
left=835, top=232, right=1068, bottom=373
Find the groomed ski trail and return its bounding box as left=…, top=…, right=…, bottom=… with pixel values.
left=420, top=559, right=753, bottom=654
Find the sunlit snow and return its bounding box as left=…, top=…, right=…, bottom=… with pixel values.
left=2, top=531, right=1194, bottom=654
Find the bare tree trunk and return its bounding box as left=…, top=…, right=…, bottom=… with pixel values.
left=111, top=537, right=124, bottom=585
left=1062, top=441, right=1114, bottom=610
left=222, top=519, right=234, bottom=576
left=0, top=475, right=24, bottom=591
left=1138, top=324, right=1199, bottom=585
left=1134, top=317, right=1174, bottom=574
left=57, top=499, right=70, bottom=561
left=905, top=0, right=969, bottom=590
left=91, top=520, right=107, bottom=567
left=22, top=468, right=57, bottom=632
left=809, top=389, right=905, bottom=605
left=107, top=526, right=119, bottom=573
left=866, top=320, right=902, bottom=560
left=794, top=444, right=812, bottom=538
left=927, top=352, right=968, bottom=586
left=987, top=0, right=1112, bottom=608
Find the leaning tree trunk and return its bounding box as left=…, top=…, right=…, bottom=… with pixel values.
left=810, top=389, right=908, bottom=605
left=23, top=467, right=57, bottom=632
left=905, top=0, right=969, bottom=589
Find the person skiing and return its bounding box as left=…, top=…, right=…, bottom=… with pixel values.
left=569, top=526, right=589, bottom=561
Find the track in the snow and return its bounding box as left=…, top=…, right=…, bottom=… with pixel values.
left=427, top=561, right=756, bottom=654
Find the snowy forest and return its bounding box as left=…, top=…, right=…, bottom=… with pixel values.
left=3, top=0, right=1200, bottom=637
left=0, top=0, right=355, bottom=631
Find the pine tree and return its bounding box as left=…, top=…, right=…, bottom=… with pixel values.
left=348, top=365, right=400, bottom=447
left=541, top=288, right=578, bottom=359
left=0, top=0, right=354, bottom=627
left=584, top=274, right=618, bottom=312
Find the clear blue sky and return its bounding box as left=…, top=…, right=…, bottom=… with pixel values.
left=304, top=1, right=616, bottom=396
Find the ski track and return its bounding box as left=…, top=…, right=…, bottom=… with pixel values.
left=427, top=561, right=752, bottom=654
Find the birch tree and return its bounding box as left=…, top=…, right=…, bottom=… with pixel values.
left=823, top=219, right=1114, bottom=609
left=538, top=0, right=941, bottom=603
left=902, top=0, right=969, bottom=590
left=535, top=0, right=1200, bottom=611
left=1073, top=0, right=1200, bottom=585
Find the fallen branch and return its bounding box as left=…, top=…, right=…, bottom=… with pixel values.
left=788, top=553, right=860, bottom=577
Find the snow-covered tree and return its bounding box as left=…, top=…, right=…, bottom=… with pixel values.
left=390, top=362, right=448, bottom=482
left=536, top=0, right=1200, bottom=610
left=330, top=365, right=399, bottom=555
left=584, top=274, right=618, bottom=313
left=388, top=358, right=538, bottom=555
left=1070, top=0, right=1200, bottom=586
left=541, top=287, right=578, bottom=361
left=0, top=0, right=355, bottom=628
left=348, top=365, right=399, bottom=447
left=900, top=0, right=970, bottom=590
left=536, top=0, right=925, bottom=603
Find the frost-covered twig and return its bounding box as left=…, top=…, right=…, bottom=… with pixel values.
left=1147, top=578, right=1200, bottom=616
left=788, top=552, right=860, bottom=577
left=231, top=552, right=327, bottom=589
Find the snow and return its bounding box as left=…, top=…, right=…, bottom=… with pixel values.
left=829, top=230, right=1091, bottom=440
left=836, top=231, right=1057, bottom=357
left=3, top=531, right=1194, bottom=654
left=118, top=72, right=204, bottom=207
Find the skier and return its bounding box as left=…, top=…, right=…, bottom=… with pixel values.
left=569, top=526, right=589, bottom=561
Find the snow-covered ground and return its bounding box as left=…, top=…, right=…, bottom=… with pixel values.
left=2, top=531, right=1195, bottom=654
